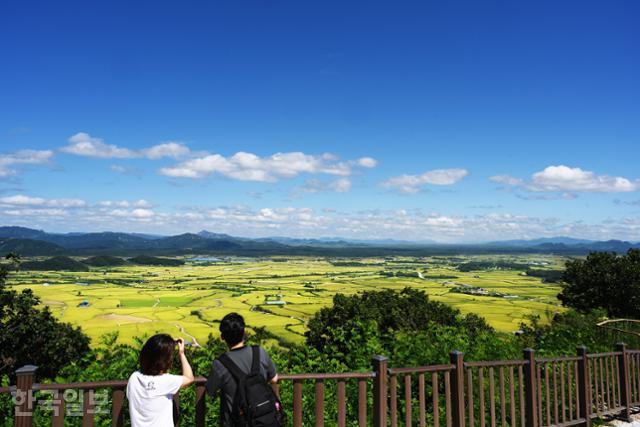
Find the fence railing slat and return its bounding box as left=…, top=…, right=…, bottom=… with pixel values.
left=467, top=369, right=474, bottom=427
left=445, top=371, right=452, bottom=427
left=419, top=373, right=426, bottom=427
left=479, top=367, right=486, bottom=427
left=598, top=357, right=605, bottom=414
left=536, top=364, right=543, bottom=426
left=552, top=362, right=558, bottom=425
left=567, top=361, right=573, bottom=420
left=489, top=367, right=496, bottom=427
left=560, top=362, right=566, bottom=424
left=315, top=379, right=324, bottom=427
left=509, top=366, right=516, bottom=427
left=433, top=372, right=440, bottom=427
left=499, top=367, right=506, bottom=427
left=358, top=379, right=367, bottom=427
left=544, top=363, right=551, bottom=426
left=390, top=374, right=398, bottom=427
left=518, top=364, right=525, bottom=427
left=337, top=380, right=346, bottom=427
left=404, top=375, right=412, bottom=427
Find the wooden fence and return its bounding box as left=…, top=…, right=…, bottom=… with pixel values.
left=2, top=344, right=639, bottom=426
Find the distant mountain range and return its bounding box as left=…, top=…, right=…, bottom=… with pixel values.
left=486, top=236, right=596, bottom=246
left=0, top=226, right=639, bottom=256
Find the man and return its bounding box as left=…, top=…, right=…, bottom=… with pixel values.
left=206, top=312, right=280, bottom=427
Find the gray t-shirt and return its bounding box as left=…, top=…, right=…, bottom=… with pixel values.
left=206, top=345, right=277, bottom=426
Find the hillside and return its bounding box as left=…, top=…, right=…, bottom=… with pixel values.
left=0, top=226, right=49, bottom=240
left=128, top=255, right=185, bottom=266
left=0, top=238, right=65, bottom=256
left=82, top=255, right=129, bottom=267
left=19, top=256, right=90, bottom=271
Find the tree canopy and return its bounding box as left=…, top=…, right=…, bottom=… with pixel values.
left=304, top=288, right=508, bottom=367
left=559, top=249, right=640, bottom=318
left=0, top=255, right=91, bottom=379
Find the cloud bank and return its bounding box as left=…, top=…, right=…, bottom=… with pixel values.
left=2, top=194, right=639, bottom=242
left=0, top=149, right=54, bottom=178
left=382, top=168, right=469, bottom=193
left=61, top=132, right=190, bottom=160
left=491, top=165, right=640, bottom=194
left=160, top=152, right=375, bottom=182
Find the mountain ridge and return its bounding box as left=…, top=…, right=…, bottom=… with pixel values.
left=0, top=226, right=638, bottom=256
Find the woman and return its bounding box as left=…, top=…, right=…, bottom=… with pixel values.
left=127, top=334, right=195, bottom=427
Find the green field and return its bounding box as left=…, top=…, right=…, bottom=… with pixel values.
left=6, top=255, right=567, bottom=346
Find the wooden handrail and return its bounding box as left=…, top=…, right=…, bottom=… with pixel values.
left=5, top=346, right=640, bottom=427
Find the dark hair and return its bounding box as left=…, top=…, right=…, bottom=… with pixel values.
left=220, top=312, right=245, bottom=347
left=139, top=334, right=175, bottom=376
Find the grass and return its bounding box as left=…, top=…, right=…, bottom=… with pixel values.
left=7, top=254, right=567, bottom=346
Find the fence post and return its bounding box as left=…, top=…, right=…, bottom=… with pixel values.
left=111, top=388, right=125, bottom=427
left=616, top=343, right=631, bottom=421
left=523, top=349, right=537, bottom=427
left=450, top=351, right=465, bottom=427
left=14, top=365, right=37, bottom=427
left=576, top=346, right=591, bottom=427
left=195, top=382, right=207, bottom=427
left=173, top=393, right=180, bottom=427
left=372, top=355, right=388, bottom=427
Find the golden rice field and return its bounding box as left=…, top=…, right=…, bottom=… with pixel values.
left=6, top=255, right=566, bottom=347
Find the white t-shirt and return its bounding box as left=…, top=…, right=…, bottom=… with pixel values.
left=127, top=371, right=183, bottom=427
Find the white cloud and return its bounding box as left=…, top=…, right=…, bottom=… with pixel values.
left=0, top=149, right=54, bottom=177
left=160, top=151, right=365, bottom=182
left=332, top=178, right=352, bottom=192
left=131, top=208, right=155, bottom=218
left=531, top=165, right=639, bottom=192
left=62, top=133, right=137, bottom=159
left=0, top=194, right=86, bottom=208
left=62, top=133, right=191, bottom=160
left=382, top=168, right=469, bottom=193
left=357, top=157, right=378, bottom=168
left=298, top=178, right=352, bottom=194
left=141, top=142, right=190, bottom=159
left=491, top=165, right=640, bottom=194
left=61, top=133, right=374, bottom=183
left=109, top=208, right=155, bottom=220
left=99, top=199, right=152, bottom=208
left=489, top=175, right=525, bottom=187
left=3, top=208, right=68, bottom=217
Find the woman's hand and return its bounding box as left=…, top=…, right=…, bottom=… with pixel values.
left=175, top=338, right=194, bottom=387
left=175, top=338, right=186, bottom=355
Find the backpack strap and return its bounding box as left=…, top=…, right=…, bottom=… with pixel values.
left=250, top=345, right=260, bottom=375
left=218, top=353, right=246, bottom=383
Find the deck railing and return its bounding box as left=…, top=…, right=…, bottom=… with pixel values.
left=2, top=344, right=639, bottom=426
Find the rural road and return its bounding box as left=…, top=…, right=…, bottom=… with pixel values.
left=175, top=323, right=201, bottom=347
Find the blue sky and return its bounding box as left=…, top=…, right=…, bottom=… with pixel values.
left=1, top=0, right=639, bottom=242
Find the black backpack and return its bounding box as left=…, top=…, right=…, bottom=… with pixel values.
left=218, top=346, right=285, bottom=427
